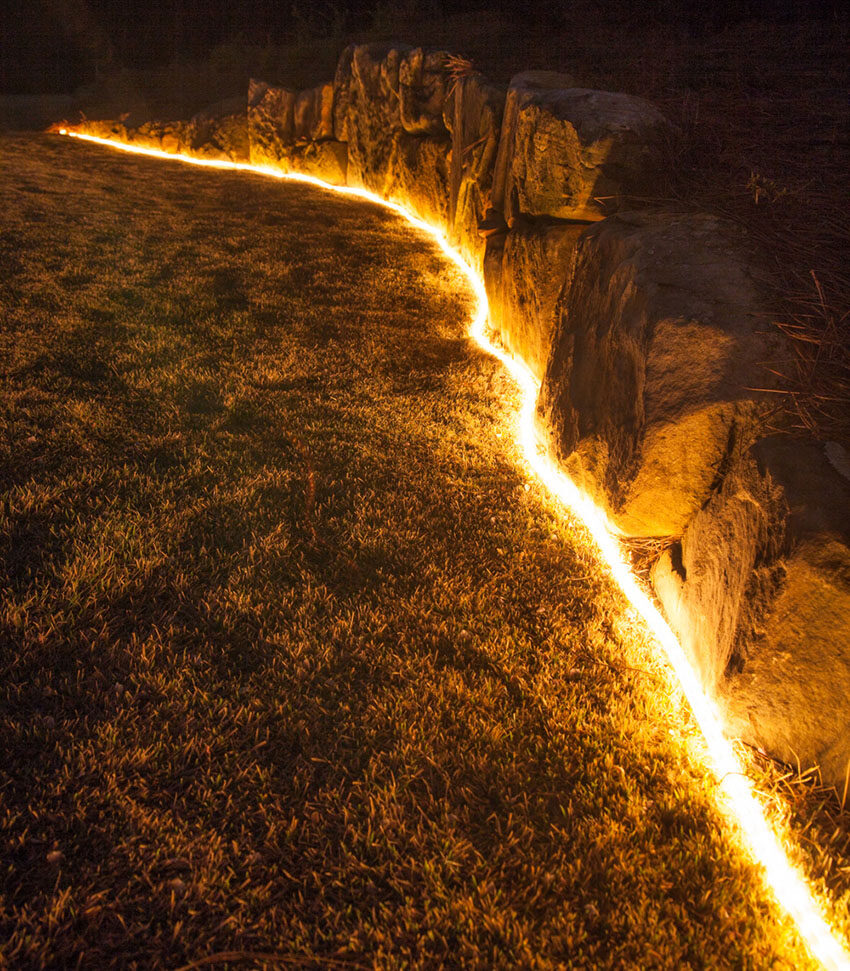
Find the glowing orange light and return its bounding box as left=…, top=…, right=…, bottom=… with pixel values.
left=58, top=127, right=850, bottom=970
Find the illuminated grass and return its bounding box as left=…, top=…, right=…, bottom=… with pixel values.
left=0, top=132, right=845, bottom=968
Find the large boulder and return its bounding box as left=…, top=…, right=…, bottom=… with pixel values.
left=248, top=79, right=296, bottom=166
left=443, top=72, right=507, bottom=269
left=333, top=43, right=451, bottom=207
left=484, top=221, right=584, bottom=380
left=384, top=132, right=451, bottom=232
left=536, top=211, right=777, bottom=540
left=294, top=82, right=335, bottom=143
left=492, top=73, right=670, bottom=224
left=491, top=72, right=574, bottom=224
left=653, top=435, right=850, bottom=789
left=531, top=207, right=850, bottom=788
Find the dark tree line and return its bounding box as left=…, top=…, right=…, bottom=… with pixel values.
left=2, top=0, right=845, bottom=94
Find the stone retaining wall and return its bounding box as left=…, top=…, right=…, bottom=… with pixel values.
left=67, top=43, right=850, bottom=789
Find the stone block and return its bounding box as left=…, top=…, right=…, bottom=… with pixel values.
left=343, top=42, right=412, bottom=192
left=651, top=453, right=787, bottom=689
left=133, top=119, right=191, bottom=154
left=536, top=211, right=777, bottom=539
left=443, top=72, right=506, bottom=269
left=485, top=221, right=584, bottom=380
left=288, top=140, right=348, bottom=186
left=491, top=72, right=575, bottom=220
left=718, top=437, right=850, bottom=789
left=332, top=44, right=356, bottom=143
left=248, top=79, right=296, bottom=166
left=493, top=73, right=670, bottom=223
left=384, top=132, right=451, bottom=232
left=189, top=98, right=248, bottom=162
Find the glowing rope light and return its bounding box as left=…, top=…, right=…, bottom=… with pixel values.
left=58, top=128, right=850, bottom=969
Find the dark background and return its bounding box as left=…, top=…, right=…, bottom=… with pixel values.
left=2, top=0, right=847, bottom=95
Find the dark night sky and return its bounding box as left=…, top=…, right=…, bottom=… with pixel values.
left=2, top=0, right=845, bottom=94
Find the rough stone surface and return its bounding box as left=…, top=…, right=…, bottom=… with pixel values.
left=721, top=537, right=850, bottom=789
left=528, top=206, right=849, bottom=784
left=484, top=221, right=584, bottom=380
left=493, top=74, right=670, bottom=223
left=286, top=140, right=348, bottom=186
left=398, top=48, right=450, bottom=135
left=88, top=118, right=132, bottom=142
left=651, top=452, right=787, bottom=690
left=443, top=72, right=506, bottom=269
left=78, top=107, right=248, bottom=161
left=76, top=118, right=129, bottom=141
left=294, top=82, right=335, bottom=143
left=248, top=79, right=296, bottom=166
left=716, top=438, right=850, bottom=789
left=384, top=132, right=451, bottom=232
left=343, top=42, right=411, bottom=193
left=189, top=97, right=248, bottom=162
left=75, top=117, right=192, bottom=155
left=332, top=44, right=356, bottom=143
left=536, top=211, right=777, bottom=539
left=491, top=72, right=575, bottom=221
left=132, top=119, right=191, bottom=154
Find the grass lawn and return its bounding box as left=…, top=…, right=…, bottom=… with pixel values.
left=0, top=132, right=844, bottom=968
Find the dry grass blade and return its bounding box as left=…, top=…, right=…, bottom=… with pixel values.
left=444, top=53, right=476, bottom=81
left=444, top=54, right=477, bottom=102
left=619, top=534, right=675, bottom=581
left=771, top=272, right=850, bottom=443
left=843, top=761, right=850, bottom=814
